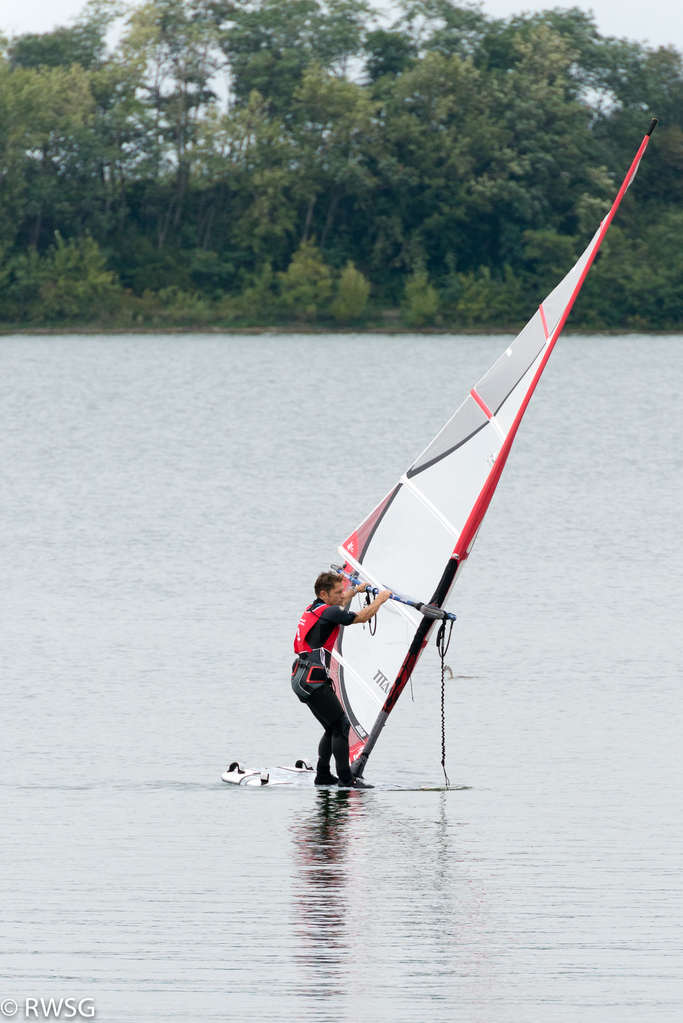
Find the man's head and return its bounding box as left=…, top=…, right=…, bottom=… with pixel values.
left=315, top=571, right=345, bottom=606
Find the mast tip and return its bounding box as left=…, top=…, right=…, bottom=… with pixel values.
left=647, top=117, right=658, bottom=137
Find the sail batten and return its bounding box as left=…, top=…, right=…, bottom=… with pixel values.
left=399, top=475, right=462, bottom=540
left=328, top=124, right=656, bottom=775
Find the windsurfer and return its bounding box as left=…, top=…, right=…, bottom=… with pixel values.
left=292, top=571, right=391, bottom=788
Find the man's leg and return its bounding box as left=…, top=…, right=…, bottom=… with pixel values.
left=307, top=686, right=349, bottom=785
left=306, top=684, right=373, bottom=788
left=316, top=728, right=335, bottom=783
left=327, top=713, right=351, bottom=785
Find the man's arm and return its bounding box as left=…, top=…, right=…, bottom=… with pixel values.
left=352, top=589, right=392, bottom=624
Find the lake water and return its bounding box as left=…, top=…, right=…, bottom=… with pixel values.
left=1, top=332, right=682, bottom=1022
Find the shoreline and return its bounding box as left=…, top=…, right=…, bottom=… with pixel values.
left=2, top=324, right=683, bottom=337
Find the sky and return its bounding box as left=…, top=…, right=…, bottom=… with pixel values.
left=2, top=0, right=683, bottom=52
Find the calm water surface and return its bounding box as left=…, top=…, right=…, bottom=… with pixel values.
left=1, top=333, right=682, bottom=1022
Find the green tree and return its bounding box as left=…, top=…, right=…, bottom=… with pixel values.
left=521, top=228, right=577, bottom=296
left=215, top=0, right=371, bottom=112
left=444, top=264, right=526, bottom=327
left=402, top=267, right=439, bottom=326
left=364, top=49, right=501, bottom=285
left=364, top=29, right=416, bottom=81
left=331, top=260, right=369, bottom=322
left=121, top=0, right=222, bottom=248
left=220, top=262, right=279, bottom=322
left=278, top=240, right=334, bottom=320
left=208, top=91, right=298, bottom=265
left=289, top=67, right=378, bottom=253
left=0, top=61, right=96, bottom=250
left=396, top=0, right=491, bottom=61
left=0, top=232, right=121, bottom=321
left=0, top=55, right=41, bottom=246
left=41, top=232, right=122, bottom=319
left=9, top=0, right=122, bottom=71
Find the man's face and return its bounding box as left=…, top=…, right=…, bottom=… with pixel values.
left=320, top=581, right=345, bottom=606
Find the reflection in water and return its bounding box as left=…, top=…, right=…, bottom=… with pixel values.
left=289, top=790, right=494, bottom=1021
left=290, top=790, right=364, bottom=1002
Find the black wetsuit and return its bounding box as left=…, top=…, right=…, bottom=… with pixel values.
left=293, top=600, right=356, bottom=785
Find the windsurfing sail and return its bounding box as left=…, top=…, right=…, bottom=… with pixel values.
left=328, top=119, right=658, bottom=778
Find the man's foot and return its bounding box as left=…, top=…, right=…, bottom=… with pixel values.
left=338, top=777, right=374, bottom=789
left=314, top=770, right=338, bottom=786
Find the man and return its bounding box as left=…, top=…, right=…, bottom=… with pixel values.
left=292, top=571, right=391, bottom=788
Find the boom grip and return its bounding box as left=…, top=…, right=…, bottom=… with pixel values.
left=417, top=603, right=446, bottom=620
left=416, top=603, right=457, bottom=621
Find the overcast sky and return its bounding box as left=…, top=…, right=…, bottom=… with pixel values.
left=3, top=0, right=683, bottom=52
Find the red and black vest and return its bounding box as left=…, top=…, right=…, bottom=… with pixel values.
left=294, top=601, right=339, bottom=655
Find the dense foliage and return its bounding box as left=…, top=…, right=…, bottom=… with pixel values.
left=2, top=0, right=683, bottom=328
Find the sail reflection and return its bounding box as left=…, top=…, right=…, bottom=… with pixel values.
left=290, top=789, right=497, bottom=1018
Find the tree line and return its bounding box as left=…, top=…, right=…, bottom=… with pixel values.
left=1, top=0, right=683, bottom=329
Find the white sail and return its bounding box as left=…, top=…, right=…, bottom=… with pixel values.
left=328, top=121, right=658, bottom=771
